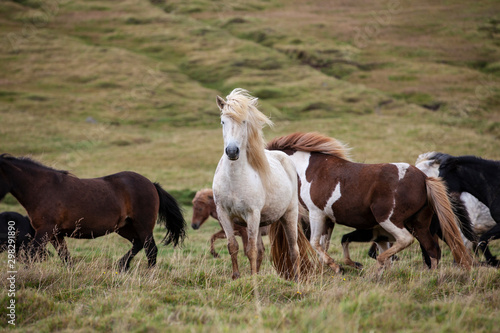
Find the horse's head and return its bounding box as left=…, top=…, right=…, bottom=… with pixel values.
left=415, top=152, right=440, bottom=177
left=191, top=189, right=216, bottom=229
left=0, top=156, right=12, bottom=200
left=216, top=89, right=273, bottom=164
left=217, top=95, right=247, bottom=161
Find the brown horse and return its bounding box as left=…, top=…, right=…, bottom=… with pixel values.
left=267, top=132, right=472, bottom=271
left=0, top=154, right=186, bottom=270
left=191, top=188, right=270, bottom=258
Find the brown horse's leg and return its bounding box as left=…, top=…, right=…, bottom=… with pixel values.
left=209, top=229, right=226, bottom=258
left=411, top=207, right=440, bottom=269
left=29, top=226, right=54, bottom=262
left=50, top=235, right=72, bottom=266
left=116, top=225, right=143, bottom=271
left=117, top=242, right=143, bottom=271
left=144, top=235, right=158, bottom=268
left=235, top=225, right=249, bottom=256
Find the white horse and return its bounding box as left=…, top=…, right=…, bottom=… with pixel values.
left=212, top=89, right=316, bottom=280
left=416, top=152, right=496, bottom=251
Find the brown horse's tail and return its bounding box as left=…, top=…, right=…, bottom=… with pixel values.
left=269, top=219, right=320, bottom=281
left=153, top=183, right=187, bottom=247
left=425, top=177, right=473, bottom=270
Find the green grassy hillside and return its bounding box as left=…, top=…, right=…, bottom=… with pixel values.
left=0, top=0, right=499, bottom=331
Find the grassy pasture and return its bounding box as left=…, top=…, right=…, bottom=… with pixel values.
left=1, top=0, right=500, bottom=331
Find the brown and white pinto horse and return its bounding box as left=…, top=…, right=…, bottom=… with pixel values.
left=267, top=132, right=472, bottom=271
left=191, top=188, right=269, bottom=258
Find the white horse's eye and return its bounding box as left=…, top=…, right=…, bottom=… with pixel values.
left=221, top=120, right=224, bottom=125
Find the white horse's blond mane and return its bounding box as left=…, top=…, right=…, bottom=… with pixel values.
left=221, top=89, right=274, bottom=187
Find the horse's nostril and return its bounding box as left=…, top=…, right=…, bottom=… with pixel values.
left=191, top=223, right=200, bottom=230
left=226, top=146, right=239, bottom=160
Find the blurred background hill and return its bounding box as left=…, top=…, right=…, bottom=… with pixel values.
left=1, top=0, right=499, bottom=203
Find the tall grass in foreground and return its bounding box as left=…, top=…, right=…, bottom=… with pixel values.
left=1, top=222, right=499, bottom=332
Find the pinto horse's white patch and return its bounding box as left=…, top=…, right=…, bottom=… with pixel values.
left=391, top=163, right=410, bottom=180
left=324, top=183, right=341, bottom=219
left=289, top=151, right=319, bottom=211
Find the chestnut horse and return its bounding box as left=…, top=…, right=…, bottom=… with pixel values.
left=212, top=89, right=317, bottom=280
left=191, top=188, right=269, bottom=258
left=0, top=154, right=186, bottom=270
left=267, top=132, right=472, bottom=271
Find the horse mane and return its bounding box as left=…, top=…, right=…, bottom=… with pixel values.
left=192, top=188, right=213, bottom=205
left=222, top=89, right=274, bottom=186
left=0, top=153, right=71, bottom=175
left=266, top=132, right=352, bottom=161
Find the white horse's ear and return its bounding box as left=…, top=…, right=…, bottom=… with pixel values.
left=216, top=95, right=226, bottom=110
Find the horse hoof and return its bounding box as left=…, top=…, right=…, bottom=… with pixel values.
left=487, top=259, right=500, bottom=267
left=211, top=252, right=220, bottom=258
left=354, top=262, right=363, bottom=270
left=232, top=272, right=240, bottom=280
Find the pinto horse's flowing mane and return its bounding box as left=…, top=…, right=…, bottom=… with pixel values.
left=266, top=132, right=352, bottom=161
left=0, top=153, right=71, bottom=175
left=221, top=89, right=274, bottom=184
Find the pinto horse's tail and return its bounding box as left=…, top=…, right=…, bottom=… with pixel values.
left=154, top=183, right=187, bottom=247
left=425, top=177, right=472, bottom=270
left=269, top=215, right=320, bottom=281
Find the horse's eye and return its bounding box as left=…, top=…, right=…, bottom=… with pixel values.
left=221, top=121, right=224, bottom=125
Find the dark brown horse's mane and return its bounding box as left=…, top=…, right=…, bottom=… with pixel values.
left=266, top=132, right=352, bottom=161
left=0, top=153, right=72, bottom=175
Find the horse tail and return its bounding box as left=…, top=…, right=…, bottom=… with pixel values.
left=425, top=177, right=472, bottom=270
left=269, top=220, right=320, bottom=281
left=153, top=183, right=187, bottom=247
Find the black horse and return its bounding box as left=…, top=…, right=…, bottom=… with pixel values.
left=0, top=211, right=35, bottom=257
left=428, top=153, right=500, bottom=266
left=0, top=154, right=186, bottom=270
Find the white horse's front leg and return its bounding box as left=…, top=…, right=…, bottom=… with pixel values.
left=246, top=209, right=261, bottom=275
left=309, top=210, right=342, bottom=274
left=217, top=208, right=240, bottom=279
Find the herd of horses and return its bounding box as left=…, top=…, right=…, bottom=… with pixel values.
left=1, top=88, right=499, bottom=281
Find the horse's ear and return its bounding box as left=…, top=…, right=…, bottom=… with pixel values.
left=216, top=95, right=226, bottom=110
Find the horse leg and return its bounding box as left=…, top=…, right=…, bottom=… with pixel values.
left=217, top=209, right=240, bottom=279
left=29, top=226, right=54, bottom=262
left=50, top=235, right=72, bottom=266
left=478, top=223, right=500, bottom=266
left=341, top=229, right=376, bottom=269
left=245, top=210, right=261, bottom=276
left=377, top=219, right=414, bottom=271
left=144, top=235, right=158, bottom=268
left=256, top=232, right=265, bottom=273
left=116, top=224, right=144, bottom=271
left=320, top=219, right=334, bottom=251
left=236, top=224, right=249, bottom=257
left=209, top=229, right=226, bottom=258
left=309, top=211, right=342, bottom=274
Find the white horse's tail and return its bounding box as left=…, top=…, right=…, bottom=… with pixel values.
left=269, top=221, right=320, bottom=281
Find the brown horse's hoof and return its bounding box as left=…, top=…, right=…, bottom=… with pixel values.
left=210, top=251, right=220, bottom=258
left=329, top=262, right=343, bottom=274
left=231, top=272, right=240, bottom=280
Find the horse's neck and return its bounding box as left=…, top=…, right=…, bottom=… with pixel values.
left=4, top=162, right=61, bottom=208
